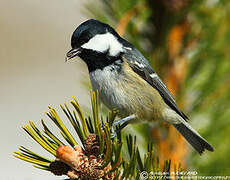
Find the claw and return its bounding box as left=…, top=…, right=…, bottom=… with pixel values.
left=110, top=114, right=136, bottom=139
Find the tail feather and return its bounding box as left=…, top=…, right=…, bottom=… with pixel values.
left=173, top=122, right=214, bottom=155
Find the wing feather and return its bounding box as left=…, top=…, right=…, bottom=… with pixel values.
left=123, top=51, right=188, bottom=121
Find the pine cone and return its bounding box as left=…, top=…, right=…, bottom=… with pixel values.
left=54, top=137, right=116, bottom=179
left=84, top=134, right=100, bottom=156
left=78, top=155, right=115, bottom=180
left=49, top=160, right=71, bottom=176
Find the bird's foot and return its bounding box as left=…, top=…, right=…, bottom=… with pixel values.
left=111, top=114, right=136, bottom=138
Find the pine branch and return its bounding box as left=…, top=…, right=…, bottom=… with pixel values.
left=14, top=91, right=184, bottom=179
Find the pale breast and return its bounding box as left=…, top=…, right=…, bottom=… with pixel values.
left=89, top=65, right=127, bottom=113
left=89, top=62, right=167, bottom=122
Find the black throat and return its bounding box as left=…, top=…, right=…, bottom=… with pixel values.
left=79, top=49, right=123, bottom=72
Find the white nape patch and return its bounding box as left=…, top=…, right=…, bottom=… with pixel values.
left=81, top=32, right=123, bottom=56
left=150, top=73, right=157, bottom=78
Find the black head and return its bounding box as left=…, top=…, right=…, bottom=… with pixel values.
left=70, top=19, right=120, bottom=49
left=66, top=19, right=130, bottom=72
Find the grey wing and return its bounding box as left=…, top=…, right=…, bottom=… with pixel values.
left=123, top=48, right=188, bottom=121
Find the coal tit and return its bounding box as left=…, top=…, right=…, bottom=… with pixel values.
left=66, top=19, right=214, bottom=154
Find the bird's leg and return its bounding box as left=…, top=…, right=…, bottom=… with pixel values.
left=112, top=114, right=136, bottom=127
left=111, top=114, right=136, bottom=138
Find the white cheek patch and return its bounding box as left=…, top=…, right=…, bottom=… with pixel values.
left=81, top=32, right=123, bottom=56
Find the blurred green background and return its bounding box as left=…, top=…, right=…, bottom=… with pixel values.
left=85, top=0, right=230, bottom=176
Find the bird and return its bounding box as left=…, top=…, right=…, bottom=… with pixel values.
left=66, top=19, right=214, bottom=154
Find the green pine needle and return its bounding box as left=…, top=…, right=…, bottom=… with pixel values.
left=14, top=93, right=182, bottom=178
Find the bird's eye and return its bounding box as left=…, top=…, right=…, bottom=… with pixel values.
left=79, top=31, right=91, bottom=45
left=84, top=37, right=90, bottom=43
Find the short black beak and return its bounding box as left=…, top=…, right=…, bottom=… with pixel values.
left=65, top=48, right=82, bottom=62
